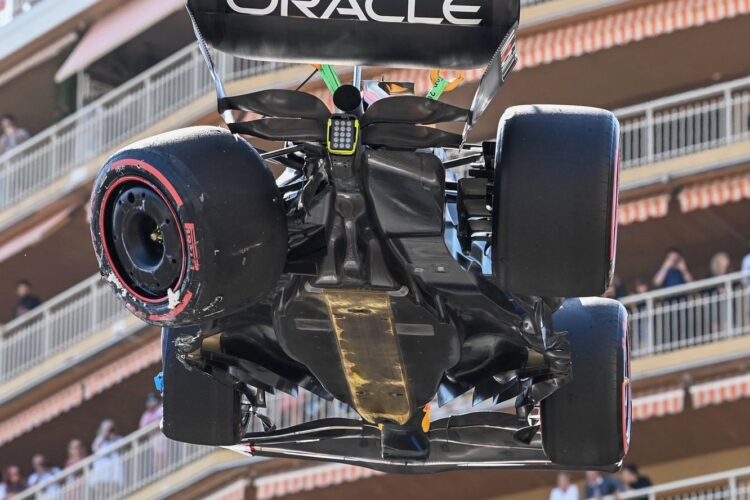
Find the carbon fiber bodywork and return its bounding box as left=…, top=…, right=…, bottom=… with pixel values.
left=187, top=0, right=519, bottom=69
left=185, top=145, right=574, bottom=471
left=138, top=1, right=628, bottom=472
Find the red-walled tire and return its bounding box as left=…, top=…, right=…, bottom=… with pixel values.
left=90, top=126, right=287, bottom=327
left=542, top=298, right=631, bottom=469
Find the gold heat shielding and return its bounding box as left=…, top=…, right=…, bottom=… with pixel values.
left=323, top=290, right=413, bottom=425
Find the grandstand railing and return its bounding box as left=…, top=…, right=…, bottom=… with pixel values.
left=0, top=35, right=749, bottom=218
left=0, top=274, right=139, bottom=384
left=0, top=0, right=43, bottom=27
left=618, top=75, right=750, bottom=170
left=602, top=465, right=750, bottom=500
left=17, top=387, right=750, bottom=500
left=0, top=43, right=289, bottom=212
left=16, top=421, right=211, bottom=500
left=621, top=270, right=750, bottom=358
left=4, top=270, right=749, bottom=497
left=17, top=390, right=357, bottom=500
left=2, top=269, right=748, bottom=387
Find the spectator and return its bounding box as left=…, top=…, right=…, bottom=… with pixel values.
left=89, top=419, right=124, bottom=496
left=604, top=275, right=628, bottom=300
left=621, top=464, right=653, bottom=500
left=63, top=439, right=88, bottom=498
left=653, top=249, right=694, bottom=344
left=742, top=247, right=750, bottom=286
left=0, top=114, right=30, bottom=155
left=65, top=439, right=88, bottom=469
left=584, top=471, right=623, bottom=499
left=709, top=252, right=731, bottom=278
left=15, top=280, right=42, bottom=318
left=27, top=454, right=61, bottom=487
left=139, top=393, right=166, bottom=473
left=139, top=393, right=163, bottom=428
left=92, top=419, right=121, bottom=453
left=653, top=248, right=694, bottom=289
left=550, top=472, right=579, bottom=500
left=0, top=465, right=26, bottom=498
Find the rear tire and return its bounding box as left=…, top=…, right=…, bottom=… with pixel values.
left=161, top=327, right=243, bottom=446
left=90, top=126, right=287, bottom=327
left=492, top=105, right=620, bottom=297
left=541, top=298, right=631, bottom=468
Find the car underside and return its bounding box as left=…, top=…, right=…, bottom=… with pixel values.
left=88, top=0, right=631, bottom=474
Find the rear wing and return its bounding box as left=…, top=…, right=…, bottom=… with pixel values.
left=188, top=0, right=519, bottom=69
left=187, top=0, right=519, bottom=136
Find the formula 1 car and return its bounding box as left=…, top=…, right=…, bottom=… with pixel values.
left=89, top=0, right=630, bottom=473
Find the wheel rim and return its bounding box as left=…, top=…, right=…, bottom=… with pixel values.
left=101, top=177, right=186, bottom=303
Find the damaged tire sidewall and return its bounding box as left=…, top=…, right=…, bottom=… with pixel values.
left=91, top=149, right=215, bottom=327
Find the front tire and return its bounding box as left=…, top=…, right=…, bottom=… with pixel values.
left=161, top=327, right=243, bottom=446
left=541, top=298, right=631, bottom=468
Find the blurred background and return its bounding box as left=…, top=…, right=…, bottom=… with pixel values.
left=0, top=0, right=749, bottom=499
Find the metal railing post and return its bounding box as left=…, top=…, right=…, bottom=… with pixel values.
left=0, top=161, right=7, bottom=209
left=645, top=298, right=655, bottom=355
left=725, top=280, right=735, bottom=338
left=49, top=133, right=58, bottom=177
left=724, top=88, right=733, bottom=143
left=0, top=326, right=5, bottom=376
left=76, top=71, right=88, bottom=110
left=83, top=459, right=90, bottom=500
left=96, top=106, right=105, bottom=160
left=645, top=108, right=655, bottom=164
left=216, top=51, right=227, bottom=82
left=42, top=308, right=51, bottom=360
left=91, top=281, right=100, bottom=329
left=144, top=78, right=153, bottom=120
left=192, top=49, right=202, bottom=96
left=132, top=436, right=141, bottom=495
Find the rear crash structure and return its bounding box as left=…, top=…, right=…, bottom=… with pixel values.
left=89, top=0, right=631, bottom=474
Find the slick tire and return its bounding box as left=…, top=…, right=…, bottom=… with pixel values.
left=492, top=105, right=620, bottom=297
left=541, top=298, right=631, bottom=468
left=90, top=126, right=287, bottom=327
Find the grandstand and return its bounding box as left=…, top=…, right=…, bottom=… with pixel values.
left=0, top=0, right=748, bottom=498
